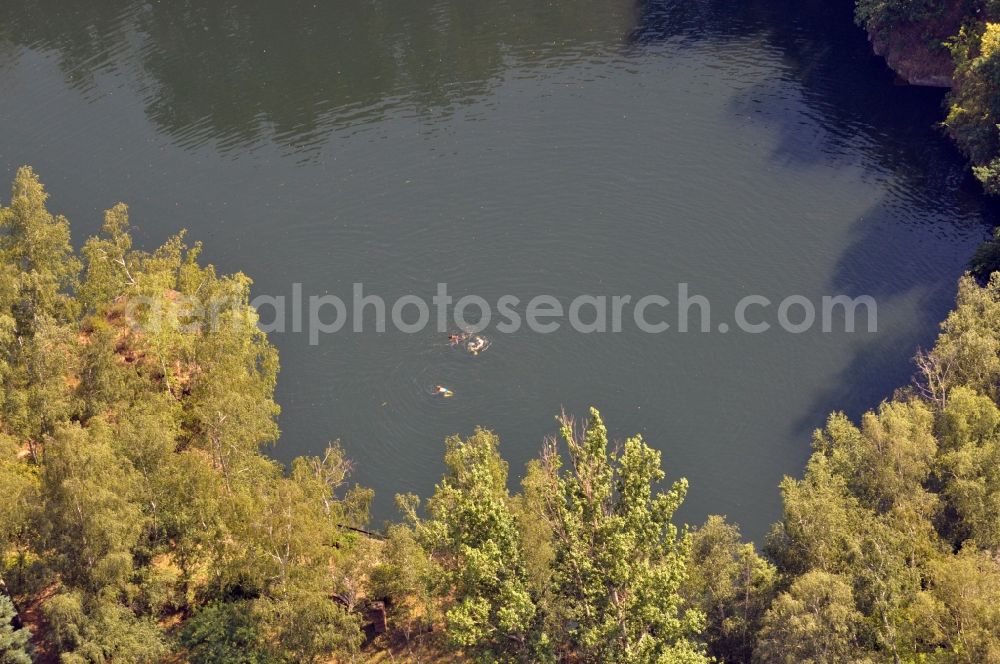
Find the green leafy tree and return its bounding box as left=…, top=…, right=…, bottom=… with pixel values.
left=414, top=428, right=546, bottom=662
left=539, top=408, right=708, bottom=663
left=369, top=520, right=441, bottom=643
left=0, top=594, right=30, bottom=664
left=511, top=459, right=559, bottom=632
left=948, top=23, right=1000, bottom=194
left=917, top=272, right=1000, bottom=407
left=0, top=165, right=79, bottom=337
left=43, top=590, right=167, bottom=663
left=756, top=571, right=870, bottom=664
left=264, top=590, right=363, bottom=663
left=684, top=515, right=777, bottom=663
left=854, top=0, right=943, bottom=32
left=904, top=546, right=1000, bottom=663
left=179, top=600, right=268, bottom=664
left=934, top=385, right=1000, bottom=548
left=40, top=420, right=143, bottom=589
left=183, top=270, right=280, bottom=484
left=969, top=228, right=1000, bottom=280
left=767, top=416, right=937, bottom=661
left=78, top=202, right=136, bottom=312
left=0, top=435, right=38, bottom=558
left=0, top=167, right=81, bottom=460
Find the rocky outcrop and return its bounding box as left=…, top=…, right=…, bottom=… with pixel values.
left=869, top=23, right=954, bottom=87
left=866, top=4, right=965, bottom=88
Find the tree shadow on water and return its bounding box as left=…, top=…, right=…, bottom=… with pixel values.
left=787, top=194, right=994, bottom=446
left=630, top=0, right=980, bottom=211
left=632, top=0, right=1000, bottom=455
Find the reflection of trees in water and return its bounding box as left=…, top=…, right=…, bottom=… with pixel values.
left=3, top=0, right=996, bottom=215
left=1, top=2, right=131, bottom=85
left=1, top=0, right=630, bottom=151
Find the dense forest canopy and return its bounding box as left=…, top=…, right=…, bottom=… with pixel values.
left=1, top=164, right=1000, bottom=663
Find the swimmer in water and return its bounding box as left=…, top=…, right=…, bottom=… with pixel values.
left=448, top=332, right=468, bottom=345
left=467, top=335, right=487, bottom=355
left=434, top=385, right=454, bottom=398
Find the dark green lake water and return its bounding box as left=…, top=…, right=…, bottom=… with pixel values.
left=1, top=0, right=995, bottom=538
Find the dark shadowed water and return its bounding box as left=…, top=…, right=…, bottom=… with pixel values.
left=0, top=0, right=995, bottom=538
